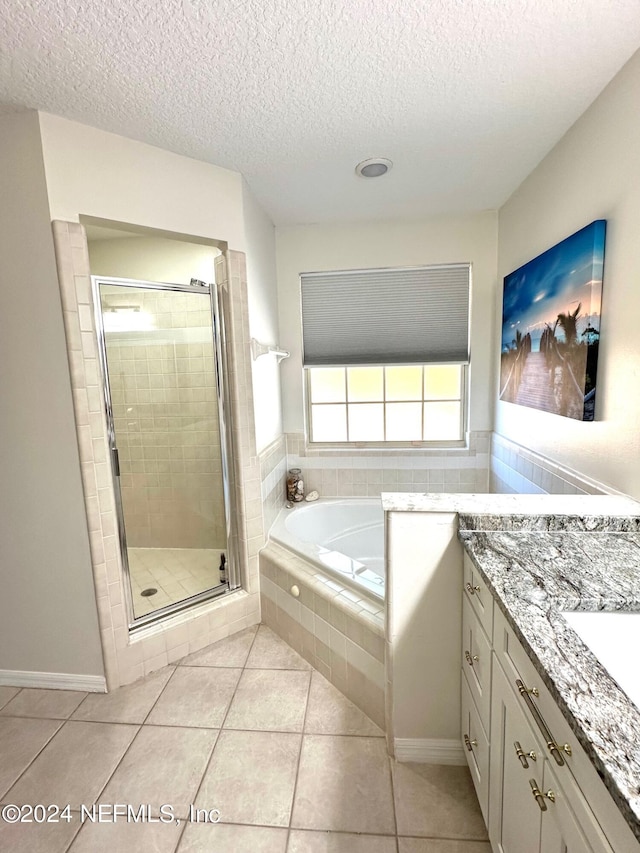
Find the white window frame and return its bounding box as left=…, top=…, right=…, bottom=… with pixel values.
left=305, top=363, right=468, bottom=449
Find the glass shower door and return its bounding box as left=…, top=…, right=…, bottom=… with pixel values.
left=94, top=277, right=233, bottom=624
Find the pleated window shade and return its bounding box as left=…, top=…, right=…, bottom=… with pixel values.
left=301, top=264, right=471, bottom=367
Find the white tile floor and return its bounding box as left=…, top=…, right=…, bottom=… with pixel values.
left=128, top=548, right=224, bottom=617
left=0, top=625, right=490, bottom=853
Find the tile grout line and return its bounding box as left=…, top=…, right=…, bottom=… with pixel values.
left=61, top=719, right=147, bottom=853
left=0, top=690, right=87, bottom=719
left=139, top=665, right=181, bottom=726
left=0, top=717, right=66, bottom=804
left=68, top=662, right=177, bottom=726
left=1, top=711, right=383, bottom=739
left=2, top=713, right=381, bottom=738
left=285, top=664, right=313, bottom=851
left=171, top=623, right=262, bottom=848
left=0, top=687, right=23, bottom=713
left=63, top=665, right=182, bottom=852
left=388, top=753, right=400, bottom=852
left=64, top=626, right=258, bottom=853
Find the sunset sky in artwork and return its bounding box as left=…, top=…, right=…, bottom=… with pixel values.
left=501, top=221, right=606, bottom=352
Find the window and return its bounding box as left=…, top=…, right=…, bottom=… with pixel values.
left=308, top=364, right=464, bottom=443
left=301, top=264, right=470, bottom=446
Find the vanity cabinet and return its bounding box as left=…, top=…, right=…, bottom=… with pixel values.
left=489, top=651, right=612, bottom=853
left=461, top=553, right=639, bottom=853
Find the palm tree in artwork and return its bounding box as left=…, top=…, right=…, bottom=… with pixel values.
left=555, top=302, right=588, bottom=416
left=556, top=303, right=581, bottom=346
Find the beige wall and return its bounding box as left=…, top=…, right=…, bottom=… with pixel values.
left=275, top=212, right=498, bottom=435
left=88, top=236, right=219, bottom=285
left=0, top=112, right=104, bottom=678
left=242, top=179, right=283, bottom=452
left=41, top=113, right=281, bottom=454
left=0, top=112, right=279, bottom=682
left=496, top=48, right=640, bottom=499
left=38, top=113, right=245, bottom=249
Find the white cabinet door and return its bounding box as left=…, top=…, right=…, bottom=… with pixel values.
left=490, top=656, right=544, bottom=853
left=540, top=762, right=615, bottom=853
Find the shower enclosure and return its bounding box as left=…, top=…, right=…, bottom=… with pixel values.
left=92, top=275, right=237, bottom=626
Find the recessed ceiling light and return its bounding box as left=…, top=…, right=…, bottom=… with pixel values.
left=355, top=157, right=393, bottom=178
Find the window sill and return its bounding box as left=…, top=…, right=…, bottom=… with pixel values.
left=300, top=440, right=476, bottom=457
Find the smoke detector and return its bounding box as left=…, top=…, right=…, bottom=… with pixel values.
left=355, top=157, right=393, bottom=178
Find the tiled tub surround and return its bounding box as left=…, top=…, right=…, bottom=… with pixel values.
left=459, top=522, right=640, bottom=844
left=259, top=434, right=287, bottom=534
left=285, top=429, right=491, bottom=497
left=259, top=542, right=385, bottom=730
left=52, top=222, right=262, bottom=690
left=103, top=287, right=226, bottom=549
left=490, top=432, right=622, bottom=496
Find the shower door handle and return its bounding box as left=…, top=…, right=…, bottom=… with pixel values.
left=111, top=446, right=120, bottom=477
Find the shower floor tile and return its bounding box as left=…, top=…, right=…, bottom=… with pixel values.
left=128, top=547, right=224, bottom=618
left=0, top=625, right=489, bottom=852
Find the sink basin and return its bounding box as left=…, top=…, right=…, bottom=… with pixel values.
left=561, top=611, right=640, bottom=711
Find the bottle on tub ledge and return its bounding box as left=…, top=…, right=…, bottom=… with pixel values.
left=286, top=468, right=305, bottom=502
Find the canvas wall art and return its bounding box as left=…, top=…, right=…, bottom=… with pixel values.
left=499, top=220, right=606, bottom=421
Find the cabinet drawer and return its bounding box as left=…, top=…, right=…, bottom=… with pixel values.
left=463, top=553, right=493, bottom=638
left=462, top=595, right=492, bottom=735
left=461, top=672, right=489, bottom=824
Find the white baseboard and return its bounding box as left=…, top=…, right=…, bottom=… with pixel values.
left=394, top=737, right=466, bottom=765
left=0, top=670, right=107, bottom=693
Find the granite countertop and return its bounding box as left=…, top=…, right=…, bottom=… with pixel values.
left=381, top=490, right=640, bottom=520
left=459, top=525, right=640, bottom=841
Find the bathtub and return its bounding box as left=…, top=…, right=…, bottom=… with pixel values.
left=269, top=499, right=385, bottom=598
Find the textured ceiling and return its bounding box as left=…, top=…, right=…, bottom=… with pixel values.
left=2, top=0, right=640, bottom=225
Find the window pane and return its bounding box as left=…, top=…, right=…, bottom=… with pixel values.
left=386, top=403, right=422, bottom=441
left=347, top=367, right=383, bottom=402
left=348, top=403, right=384, bottom=441
left=424, top=365, right=461, bottom=400
left=423, top=402, right=461, bottom=440
left=386, top=366, right=423, bottom=401
left=310, top=368, right=346, bottom=403
left=311, top=404, right=347, bottom=441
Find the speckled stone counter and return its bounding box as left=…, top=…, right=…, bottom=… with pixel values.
left=460, top=526, right=640, bottom=841
left=381, top=490, right=640, bottom=520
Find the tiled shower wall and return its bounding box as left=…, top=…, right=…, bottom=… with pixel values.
left=104, top=289, right=225, bottom=548
left=53, top=222, right=262, bottom=690
left=259, top=435, right=287, bottom=533
left=285, top=430, right=491, bottom=499
left=490, top=433, right=615, bottom=496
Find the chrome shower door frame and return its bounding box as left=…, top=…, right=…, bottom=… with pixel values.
left=91, top=275, right=239, bottom=630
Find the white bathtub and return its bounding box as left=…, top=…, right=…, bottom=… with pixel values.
left=269, top=499, right=385, bottom=599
